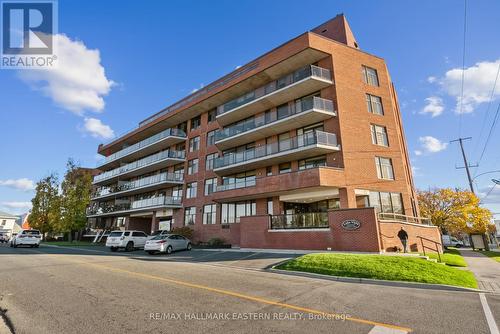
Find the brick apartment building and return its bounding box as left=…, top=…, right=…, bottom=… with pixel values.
left=87, top=15, right=440, bottom=252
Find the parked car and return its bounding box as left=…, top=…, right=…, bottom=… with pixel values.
left=144, top=234, right=192, bottom=255
left=442, top=235, right=464, bottom=248
left=105, top=230, right=148, bottom=252
left=148, top=229, right=170, bottom=239
left=10, top=230, right=41, bottom=248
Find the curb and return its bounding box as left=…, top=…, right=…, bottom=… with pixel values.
left=268, top=267, right=485, bottom=293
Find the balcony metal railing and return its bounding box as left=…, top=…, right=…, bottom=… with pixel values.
left=99, top=128, right=186, bottom=166
left=215, top=96, right=334, bottom=142
left=93, top=149, right=186, bottom=183
left=87, top=196, right=182, bottom=216
left=214, top=130, right=338, bottom=169
left=217, top=65, right=331, bottom=116
left=216, top=178, right=256, bottom=192
left=92, top=172, right=184, bottom=199
left=269, top=212, right=329, bottom=229
left=377, top=213, right=432, bottom=225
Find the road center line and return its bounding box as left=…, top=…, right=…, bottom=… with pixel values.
left=56, top=256, right=412, bottom=333
left=479, top=293, right=500, bottom=334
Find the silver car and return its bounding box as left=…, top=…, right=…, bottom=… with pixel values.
left=144, top=234, right=192, bottom=255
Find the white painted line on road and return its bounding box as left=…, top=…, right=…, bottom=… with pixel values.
left=480, top=293, right=500, bottom=334
left=368, top=325, right=407, bottom=334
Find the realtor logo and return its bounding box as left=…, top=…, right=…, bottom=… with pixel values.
left=1, top=0, right=57, bottom=69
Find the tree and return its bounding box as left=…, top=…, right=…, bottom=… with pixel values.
left=418, top=188, right=493, bottom=235
left=30, top=173, right=61, bottom=238
left=59, top=159, right=93, bottom=241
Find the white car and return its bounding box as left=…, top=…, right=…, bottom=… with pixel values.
left=144, top=234, right=192, bottom=255
left=106, top=230, right=149, bottom=252
left=10, top=230, right=41, bottom=248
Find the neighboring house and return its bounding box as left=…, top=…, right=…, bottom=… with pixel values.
left=495, top=219, right=500, bottom=241
left=0, top=211, right=22, bottom=238
left=86, top=14, right=434, bottom=252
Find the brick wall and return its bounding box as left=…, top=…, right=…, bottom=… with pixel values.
left=379, top=222, right=442, bottom=253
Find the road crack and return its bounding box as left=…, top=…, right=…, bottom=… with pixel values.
left=0, top=296, right=16, bottom=334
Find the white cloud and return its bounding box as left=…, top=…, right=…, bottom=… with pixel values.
left=0, top=178, right=35, bottom=191
left=478, top=185, right=500, bottom=204
left=411, top=166, right=421, bottom=176
left=18, top=34, right=115, bottom=114
left=420, top=96, right=444, bottom=117
left=427, top=76, right=437, bottom=83
left=83, top=118, right=115, bottom=139
left=1, top=201, right=32, bottom=209
left=414, top=150, right=422, bottom=156
left=440, top=59, right=500, bottom=114
left=418, top=136, right=448, bottom=154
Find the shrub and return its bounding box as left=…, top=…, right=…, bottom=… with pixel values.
left=171, top=226, right=194, bottom=239
left=207, top=237, right=226, bottom=247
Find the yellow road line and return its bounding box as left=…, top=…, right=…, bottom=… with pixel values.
left=56, top=256, right=412, bottom=333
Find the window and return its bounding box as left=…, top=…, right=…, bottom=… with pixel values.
left=267, top=198, right=273, bottom=215
left=221, top=170, right=256, bottom=190
left=204, top=178, right=217, bottom=195
left=207, top=130, right=216, bottom=146
left=277, top=103, right=290, bottom=119
left=371, top=124, right=389, bottom=146
left=369, top=191, right=403, bottom=214
left=362, top=65, right=379, bottom=86
left=174, top=164, right=184, bottom=178
left=375, top=157, right=394, bottom=180
left=190, top=116, right=201, bottom=131
left=299, top=156, right=326, bottom=170
left=366, top=94, right=384, bottom=115
left=207, top=109, right=216, bottom=123
left=132, top=231, right=147, bottom=237
left=1, top=220, right=5, bottom=226
left=186, top=182, right=198, bottom=198
left=189, top=136, right=200, bottom=152
left=279, top=162, right=291, bottom=174
left=172, top=185, right=183, bottom=199
left=184, top=207, right=196, bottom=225
left=266, top=166, right=273, bottom=176
left=205, top=153, right=218, bottom=171
left=187, top=159, right=199, bottom=175
left=203, top=204, right=217, bottom=224
left=221, top=201, right=256, bottom=224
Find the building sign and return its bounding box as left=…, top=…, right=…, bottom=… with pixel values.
left=341, top=219, right=361, bottom=231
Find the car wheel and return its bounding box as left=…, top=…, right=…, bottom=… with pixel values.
left=147, top=251, right=156, bottom=255
left=455, top=244, right=462, bottom=248
left=125, top=241, right=134, bottom=252
left=110, top=247, right=118, bottom=252
left=13, top=243, right=17, bottom=248
left=34, top=244, right=39, bottom=248
left=186, top=243, right=192, bottom=251
left=166, top=245, right=173, bottom=254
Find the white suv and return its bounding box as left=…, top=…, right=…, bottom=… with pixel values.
left=106, top=230, right=149, bottom=252
left=10, top=230, right=41, bottom=248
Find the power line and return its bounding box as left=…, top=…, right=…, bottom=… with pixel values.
left=457, top=0, right=468, bottom=137
left=475, top=103, right=500, bottom=172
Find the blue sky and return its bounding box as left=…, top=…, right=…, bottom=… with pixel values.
left=0, top=0, right=499, bottom=216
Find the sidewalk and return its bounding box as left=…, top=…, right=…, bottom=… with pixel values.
left=459, top=249, right=500, bottom=293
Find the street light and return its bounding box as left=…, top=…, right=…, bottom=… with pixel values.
left=492, top=179, right=500, bottom=186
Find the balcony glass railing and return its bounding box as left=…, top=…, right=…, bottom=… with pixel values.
left=216, top=178, right=256, bottom=192
left=269, top=212, right=329, bottom=229
left=217, top=65, right=331, bottom=116
left=93, top=150, right=186, bottom=183
left=100, top=128, right=186, bottom=166
left=215, top=96, right=334, bottom=142
left=92, top=172, right=184, bottom=198
left=87, top=196, right=182, bottom=216
left=214, top=130, right=338, bottom=169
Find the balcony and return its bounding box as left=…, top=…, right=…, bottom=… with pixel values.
left=216, top=178, right=256, bottom=192
left=213, top=130, right=340, bottom=176
left=215, top=96, right=336, bottom=150
left=216, top=65, right=333, bottom=126
left=86, top=196, right=182, bottom=218
left=97, top=128, right=186, bottom=170
left=93, top=150, right=185, bottom=186
left=92, top=172, right=184, bottom=200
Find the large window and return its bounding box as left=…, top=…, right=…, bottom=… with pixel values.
left=190, top=116, right=201, bottom=131
left=221, top=201, right=256, bottom=224
left=203, top=204, right=216, bottom=224
left=186, top=182, right=198, bottom=198
left=366, top=94, right=384, bottom=115
left=375, top=157, right=394, bottom=180
left=221, top=170, right=256, bottom=190
left=174, top=164, right=185, bottom=178
left=369, top=191, right=403, bottom=214
left=299, top=155, right=326, bottom=170
left=207, top=109, right=216, bottom=123
left=189, top=136, right=200, bottom=152
left=267, top=198, right=273, bottom=215
left=371, top=124, right=389, bottom=146
left=172, top=185, right=183, bottom=199
left=184, top=207, right=196, bottom=225
left=207, top=130, right=216, bottom=146
left=204, top=178, right=217, bottom=195
left=205, top=153, right=218, bottom=171
left=187, top=158, right=199, bottom=175
left=362, top=65, right=379, bottom=86
left=279, top=162, right=291, bottom=174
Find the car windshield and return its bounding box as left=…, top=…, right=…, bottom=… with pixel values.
left=109, top=231, right=123, bottom=237
left=151, top=235, right=168, bottom=240
left=151, top=231, right=162, bottom=236
left=24, top=230, right=40, bottom=235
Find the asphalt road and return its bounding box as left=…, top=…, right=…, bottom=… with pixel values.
left=0, top=244, right=498, bottom=334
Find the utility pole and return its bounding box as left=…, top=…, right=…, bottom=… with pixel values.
left=450, top=137, right=478, bottom=193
